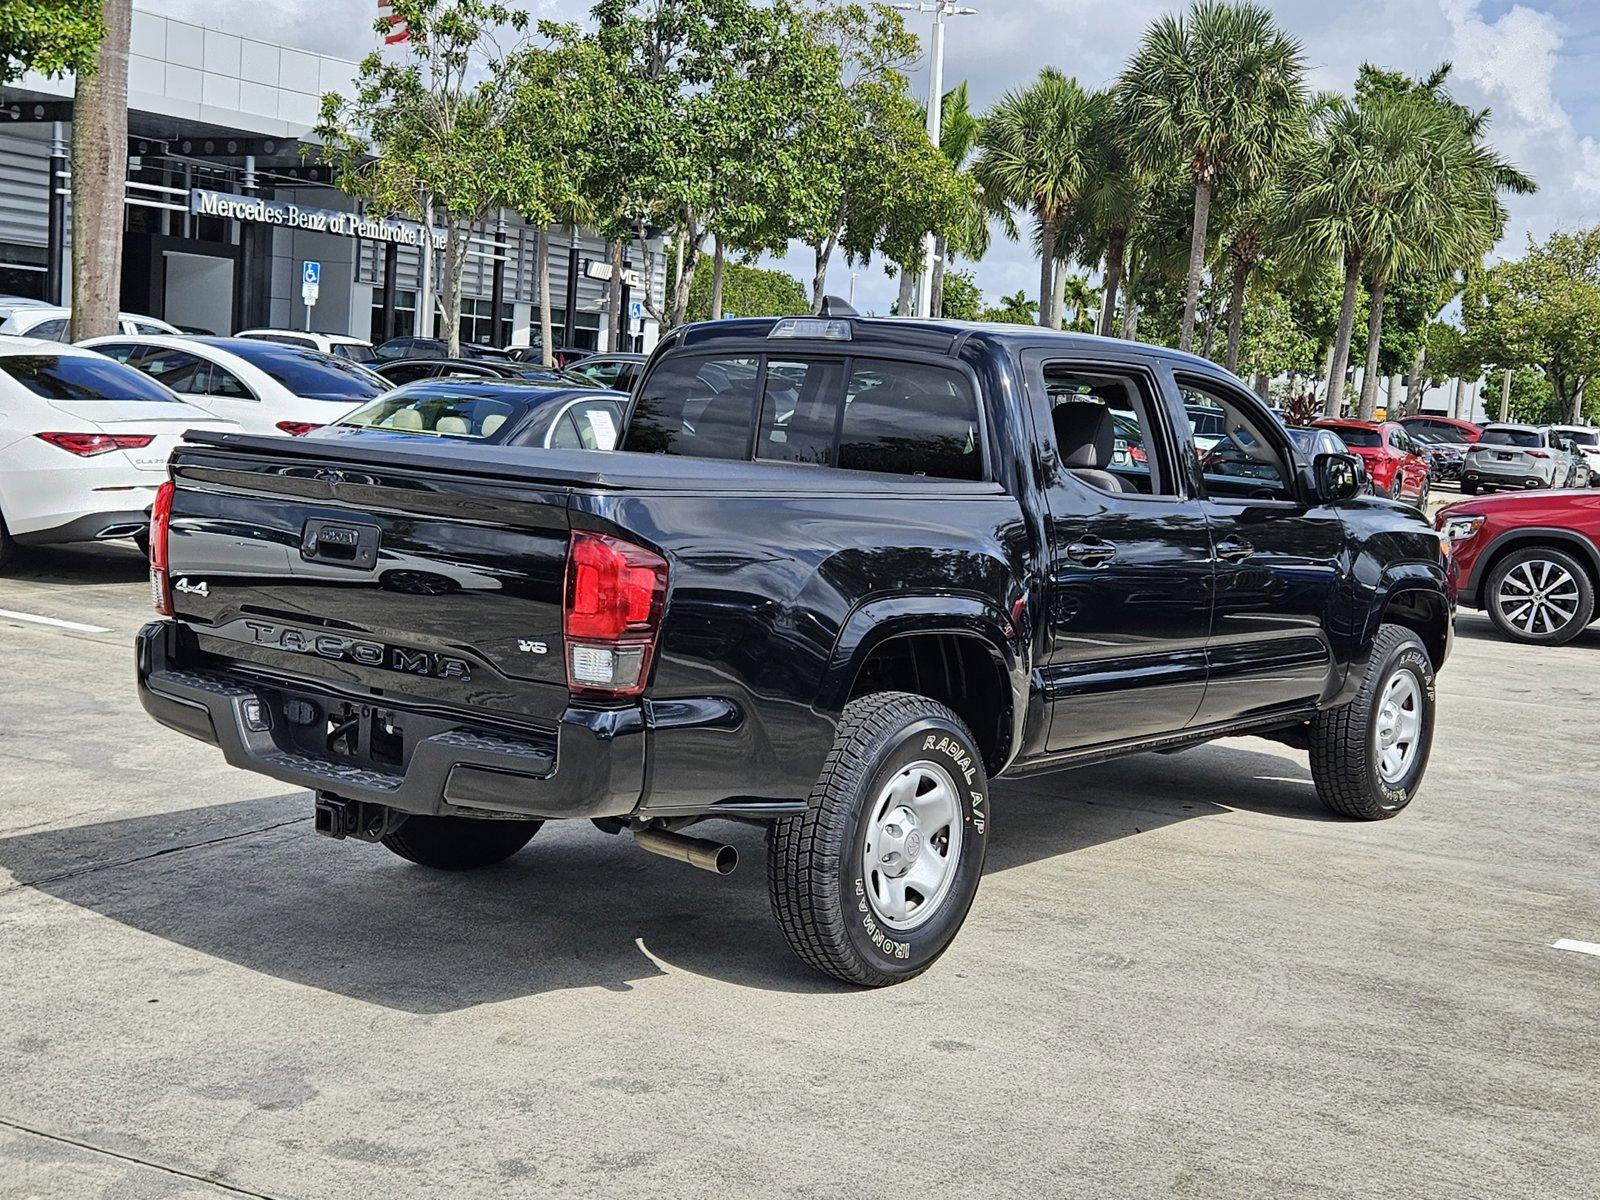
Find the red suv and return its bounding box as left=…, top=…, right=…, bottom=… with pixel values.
left=1436, top=490, right=1600, bottom=644
left=1315, top=419, right=1431, bottom=504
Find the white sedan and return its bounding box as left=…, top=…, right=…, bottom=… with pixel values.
left=0, top=338, right=234, bottom=567
left=234, top=328, right=377, bottom=364
left=0, top=303, right=180, bottom=340
left=78, top=335, right=389, bottom=436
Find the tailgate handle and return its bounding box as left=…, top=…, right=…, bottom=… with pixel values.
left=301, top=520, right=380, bottom=569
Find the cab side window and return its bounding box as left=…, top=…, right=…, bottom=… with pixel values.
left=1039, top=364, right=1174, bottom=496
left=1179, top=380, right=1295, bottom=502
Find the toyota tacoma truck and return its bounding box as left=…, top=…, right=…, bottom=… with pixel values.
left=136, top=313, right=1453, bottom=986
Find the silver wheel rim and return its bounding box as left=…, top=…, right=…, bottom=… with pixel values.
left=1495, top=559, right=1580, bottom=636
left=862, top=760, right=964, bottom=931
left=1374, top=671, right=1423, bottom=785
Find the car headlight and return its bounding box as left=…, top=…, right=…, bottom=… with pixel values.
left=1439, top=514, right=1486, bottom=543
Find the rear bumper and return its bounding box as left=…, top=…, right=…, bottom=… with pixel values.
left=135, top=620, right=644, bottom=820
left=12, top=507, right=152, bottom=545
left=1461, top=466, right=1554, bottom=489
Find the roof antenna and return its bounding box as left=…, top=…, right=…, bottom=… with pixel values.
left=817, top=295, right=859, bottom=318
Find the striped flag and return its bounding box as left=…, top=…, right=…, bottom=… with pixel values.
left=378, top=1, right=411, bottom=45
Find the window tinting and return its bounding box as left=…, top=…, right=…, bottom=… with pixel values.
left=0, top=353, right=181, bottom=402
left=757, top=359, right=847, bottom=466
left=622, top=355, right=760, bottom=460
left=1480, top=427, right=1543, bottom=448
left=1330, top=426, right=1381, bottom=448
left=28, top=317, right=68, bottom=342
left=1180, top=382, right=1293, bottom=501
left=134, top=347, right=207, bottom=392
left=548, top=400, right=624, bottom=450
left=837, top=361, right=981, bottom=480
left=1040, top=364, right=1170, bottom=495
left=336, top=388, right=524, bottom=440
left=218, top=342, right=386, bottom=400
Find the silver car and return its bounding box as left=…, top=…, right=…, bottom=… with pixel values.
left=1461, top=424, right=1565, bottom=494
left=1550, top=424, right=1600, bottom=486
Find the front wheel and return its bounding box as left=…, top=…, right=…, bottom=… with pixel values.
left=1484, top=546, right=1595, bottom=646
left=768, top=692, right=989, bottom=986
left=382, top=814, right=541, bottom=869
left=1310, top=624, right=1435, bottom=820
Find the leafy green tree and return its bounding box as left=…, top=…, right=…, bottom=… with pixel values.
left=1057, top=108, right=1159, bottom=338
left=1118, top=1, right=1306, bottom=351
left=979, top=290, right=1038, bottom=324
left=686, top=260, right=808, bottom=320
left=316, top=1, right=537, bottom=357
left=1059, top=272, right=1099, bottom=332
left=974, top=70, right=1103, bottom=329
left=937, top=268, right=982, bottom=320
left=925, top=83, right=1011, bottom=319
left=1, top=1, right=100, bottom=84
left=801, top=2, right=962, bottom=314
left=1465, top=227, right=1600, bottom=422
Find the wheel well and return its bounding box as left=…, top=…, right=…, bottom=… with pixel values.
left=1382, top=588, right=1449, bottom=668
left=1472, top=535, right=1600, bottom=608
left=849, top=632, right=1011, bottom=774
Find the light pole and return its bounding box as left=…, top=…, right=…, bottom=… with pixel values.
left=893, top=1, right=977, bottom=318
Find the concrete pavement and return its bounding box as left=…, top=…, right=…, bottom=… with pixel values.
left=1, top=539, right=1596, bottom=1199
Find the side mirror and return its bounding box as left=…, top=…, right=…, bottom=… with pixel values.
left=1314, top=452, right=1363, bottom=503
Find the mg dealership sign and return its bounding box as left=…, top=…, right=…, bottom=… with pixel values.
left=190, top=189, right=444, bottom=249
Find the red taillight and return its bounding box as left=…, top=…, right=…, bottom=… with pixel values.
left=1466, top=444, right=1486, bottom=452
left=1130, top=445, right=1148, bottom=464
left=1527, top=450, right=1549, bottom=459
left=149, top=480, right=175, bottom=616
left=275, top=421, right=323, bottom=436
left=36, top=432, right=155, bottom=457
left=563, top=530, right=667, bottom=698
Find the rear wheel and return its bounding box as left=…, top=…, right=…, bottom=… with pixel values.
left=1484, top=546, right=1595, bottom=646
left=1310, top=624, right=1435, bottom=820
left=768, top=692, right=989, bottom=986
left=0, top=511, right=13, bottom=570
left=382, top=814, right=541, bottom=870
left=1460, top=480, right=1478, bottom=496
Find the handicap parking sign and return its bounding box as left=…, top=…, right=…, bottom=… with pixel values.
left=302, top=261, right=320, bottom=287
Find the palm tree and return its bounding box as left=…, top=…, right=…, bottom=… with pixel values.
left=975, top=70, right=1102, bottom=329
left=984, top=290, right=1038, bottom=323
left=928, top=83, right=1013, bottom=317
left=1215, top=179, right=1289, bottom=372
left=68, top=0, right=132, bottom=342
left=1118, top=1, right=1306, bottom=352
left=1283, top=73, right=1530, bottom=418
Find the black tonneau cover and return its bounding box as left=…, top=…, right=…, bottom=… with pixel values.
left=177, top=430, right=1004, bottom=497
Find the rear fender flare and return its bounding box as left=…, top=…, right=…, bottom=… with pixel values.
left=818, top=595, right=1030, bottom=769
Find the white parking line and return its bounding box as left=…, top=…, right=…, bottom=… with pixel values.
left=0, top=607, right=113, bottom=635
left=1551, top=938, right=1600, bottom=957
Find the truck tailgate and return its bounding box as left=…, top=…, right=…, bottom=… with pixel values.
left=164, top=434, right=573, bottom=727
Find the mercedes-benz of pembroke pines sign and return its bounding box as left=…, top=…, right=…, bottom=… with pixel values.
left=189, top=188, right=444, bottom=249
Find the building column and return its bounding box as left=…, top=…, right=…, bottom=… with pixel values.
left=489, top=208, right=507, bottom=348
left=44, top=121, right=68, bottom=304
left=379, top=240, right=398, bottom=343
left=235, top=155, right=258, bottom=331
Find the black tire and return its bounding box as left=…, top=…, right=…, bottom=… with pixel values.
left=768, top=691, right=990, bottom=987
left=381, top=814, right=541, bottom=870
left=1460, top=480, right=1478, bottom=496
left=133, top=529, right=150, bottom=559
left=1310, top=624, right=1435, bottom=820
left=0, top=510, right=13, bottom=570
left=1483, top=546, right=1595, bottom=646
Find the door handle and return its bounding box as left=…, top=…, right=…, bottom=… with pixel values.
left=1215, top=538, right=1255, bottom=564
left=1066, top=539, right=1117, bottom=567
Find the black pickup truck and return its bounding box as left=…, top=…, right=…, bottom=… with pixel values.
left=137, top=314, right=1453, bottom=986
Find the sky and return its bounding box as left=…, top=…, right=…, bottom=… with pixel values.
left=147, top=0, right=1600, bottom=317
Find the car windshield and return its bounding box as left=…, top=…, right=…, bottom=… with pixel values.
left=0, top=353, right=178, bottom=402
left=331, top=383, right=551, bottom=440
left=210, top=340, right=388, bottom=400
left=1329, top=426, right=1380, bottom=448
left=1558, top=428, right=1598, bottom=447
left=1480, top=428, right=1542, bottom=448
left=1414, top=425, right=1469, bottom=444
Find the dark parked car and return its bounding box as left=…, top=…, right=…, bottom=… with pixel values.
left=1438, top=489, right=1600, bottom=644
left=565, top=352, right=647, bottom=392
left=323, top=380, right=625, bottom=450
left=373, top=357, right=600, bottom=389
left=505, top=345, right=595, bottom=368
left=137, top=316, right=1451, bottom=987
left=373, top=337, right=507, bottom=362
left=1405, top=425, right=1467, bottom=483
left=1288, top=426, right=1373, bottom=492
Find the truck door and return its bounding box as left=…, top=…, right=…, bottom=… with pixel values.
left=1022, top=351, right=1215, bottom=752
left=1167, top=371, right=1348, bottom=724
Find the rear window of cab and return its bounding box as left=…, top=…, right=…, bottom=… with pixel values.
left=621, top=353, right=983, bottom=481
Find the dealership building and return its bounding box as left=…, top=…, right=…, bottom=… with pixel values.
left=0, top=5, right=666, bottom=352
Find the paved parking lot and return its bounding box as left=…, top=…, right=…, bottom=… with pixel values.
left=2, top=531, right=1597, bottom=1199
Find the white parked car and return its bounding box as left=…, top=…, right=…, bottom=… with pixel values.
left=1549, top=425, right=1600, bottom=486
left=0, top=304, right=180, bottom=340
left=234, top=328, right=378, bottom=364
left=77, top=335, right=389, bottom=436
left=0, top=338, right=234, bottom=567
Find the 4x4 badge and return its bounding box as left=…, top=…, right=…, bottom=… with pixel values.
left=174, top=578, right=209, bottom=598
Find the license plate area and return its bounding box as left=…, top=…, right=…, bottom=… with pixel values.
left=301, top=519, right=380, bottom=569
left=1496, top=452, right=1513, bottom=461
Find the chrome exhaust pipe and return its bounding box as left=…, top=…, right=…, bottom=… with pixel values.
left=633, top=828, right=737, bottom=875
